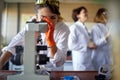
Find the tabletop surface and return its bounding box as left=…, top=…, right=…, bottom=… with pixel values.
left=0, top=70, right=22, bottom=76
left=0, top=70, right=98, bottom=80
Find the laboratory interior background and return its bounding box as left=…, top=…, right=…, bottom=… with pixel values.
left=0, top=0, right=120, bottom=80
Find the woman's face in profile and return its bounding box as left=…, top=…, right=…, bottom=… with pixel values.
left=77, top=9, right=88, bottom=22
left=103, top=11, right=109, bottom=20
left=37, top=7, right=58, bottom=24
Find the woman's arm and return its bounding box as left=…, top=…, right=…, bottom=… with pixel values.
left=50, top=23, right=70, bottom=67
left=0, top=29, right=25, bottom=70
left=0, top=51, right=12, bottom=69
left=68, top=26, right=88, bottom=52
left=91, top=26, right=108, bottom=46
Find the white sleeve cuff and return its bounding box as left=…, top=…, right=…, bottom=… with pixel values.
left=50, top=49, right=66, bottom=67
left=102, top=37, right=107, bottom=43
left=2, top=46, right=15, bottom=55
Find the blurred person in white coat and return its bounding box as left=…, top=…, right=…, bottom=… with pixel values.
left=91, top=8, right=112, bottom=70
left=68, top=6, right=96, bottom=71
left=0, top=0, right=70, bottom=71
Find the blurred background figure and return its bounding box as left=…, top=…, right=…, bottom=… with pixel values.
left=91, top=8, right=113, bottom=70
left=68, top=6, right=96, bottom=71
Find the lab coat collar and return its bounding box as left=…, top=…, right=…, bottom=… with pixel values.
left=97, top=23, right=106, bottom=26
left=97, top=23, right=108, bottom=31
left=76, top=21, right=86, bottom=29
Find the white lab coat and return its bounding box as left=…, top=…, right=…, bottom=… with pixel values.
left=91, top=23, right=112, bottom=70
left=2, top=21, right=70, bottom=71
left=68, top=21, right=94, bottom=71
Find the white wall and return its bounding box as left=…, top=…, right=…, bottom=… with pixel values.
left=2, top=3, right=18, bottom=44
left=0, top=0, right=4, bottom=48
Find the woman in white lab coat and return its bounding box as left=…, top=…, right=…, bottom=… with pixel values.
left=0, top=0, right=70, bottom=71
left=68, top=6, right=96, bottom=71
left=91, top=8, right=112, bottom=70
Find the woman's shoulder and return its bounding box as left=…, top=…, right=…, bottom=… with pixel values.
left=56, top=22, right=70, bottom=32
left=92, top=23, right=100, bottom=30
left=92, top=23, right=105, bottom=30
left=70, top=21, right=84, bottom=32
left=70, top=22, right=79, bottom=29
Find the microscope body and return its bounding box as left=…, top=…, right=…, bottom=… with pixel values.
left=8, top=21, right=49, bottom=80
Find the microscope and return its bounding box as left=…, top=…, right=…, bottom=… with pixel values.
left=8, top=20, right=50, bottom=80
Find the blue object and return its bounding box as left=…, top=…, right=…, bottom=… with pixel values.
left=64, top=76, right=74, bottom=80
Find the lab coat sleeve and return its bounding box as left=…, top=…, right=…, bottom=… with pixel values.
left=68, top=26, right=87, bottom=52
left=51, top=26, right=70, bottom=67
left=1, top=16, right=38, bottom=55
left=91, top=26, right=107, bottom=46
left=2, top=29, right=25, bottom=55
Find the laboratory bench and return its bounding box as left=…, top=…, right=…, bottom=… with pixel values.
left=0, top=70, right=19, bottom=80
left=0, top=70, right=98, bottom=80
left=50, top=71, right=98, bottom=80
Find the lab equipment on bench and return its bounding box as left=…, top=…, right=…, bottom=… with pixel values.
left=8, top=19, right=49, bottom=80
left=25, top=20, right=48, bottom=33
left=95, top=65, right=112, bottom=80
left=9, top=46, right=24, bottom=71
left=35, top=45, right=50, bottom=75
left=9, top=45, right=50, bottom=74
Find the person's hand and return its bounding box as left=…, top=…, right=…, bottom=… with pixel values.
left=0, top=52, right=3, bottom=70
left=105, top=31, right=110, bottom=40
left=0, top=63, right=2, bottom=70
left=35, top=32, right=39, bottom=44
left=88, top=42, right=97, bottom=49
left=42, top=17, right=56, bottom=47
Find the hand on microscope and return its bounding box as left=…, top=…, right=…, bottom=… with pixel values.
left=42, top=17, right=56, bottom=47
left=42, top=17, right=57, bottom=58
